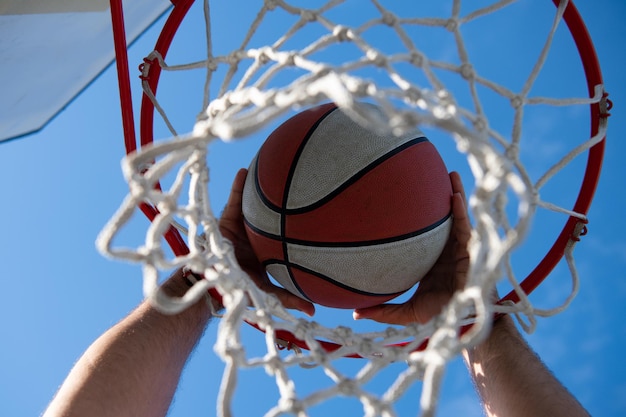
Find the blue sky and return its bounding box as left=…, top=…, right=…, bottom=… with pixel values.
left=1, top=1, right=625, bottom=416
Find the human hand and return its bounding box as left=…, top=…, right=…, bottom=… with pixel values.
left=353, top=171, right=471, bottom=325
left=219, top=168, right=316, bottom=316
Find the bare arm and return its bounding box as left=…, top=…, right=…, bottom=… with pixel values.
left=43, top=269, right=213, bottom=417
left=43, top=169, right=312, bottom=417
left=354, top=171, right=589, bottom=416
left=463, top=315, right=589, bottom=417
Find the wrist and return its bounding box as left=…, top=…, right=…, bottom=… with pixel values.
left=182, top=268, right=224, bottom=313
left=463, top=314, right=519, bottom=362
left=160, top=269, right=195, bottom=297
left=150, top=269, right=217, bottom=322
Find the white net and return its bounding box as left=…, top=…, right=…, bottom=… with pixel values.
left=98, top=0, right=608, bottom=416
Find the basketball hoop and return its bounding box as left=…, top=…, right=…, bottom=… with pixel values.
left=101, top=0, right=608, bottom=415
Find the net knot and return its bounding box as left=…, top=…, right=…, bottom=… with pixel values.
left=382, top=327, right=399, bottom=339
left=279, top=397, right=305, bottom=415
left=138, top=54, right=160, bottom=81
left=350, top=80, right=376, bottom=97
left=570, top=219, right=588, bottom=242
left=473, top=116, right=487, bottom=132
left=279, top=51, right=297, bottom=67
left=264, top=0, right=279, bottom=11
left=460, top=63, right=475, bottom=80
left=403, top=86, right=424, bottom=105
left=445, top=18, right=459, bottom=32
left=227, top=50, right=246, bottom=65
left=410, top=51, right=425, bottom=67
left=206, top=57, right=218, bottom=72
left=138, top=62, right=150, bottom=81
left=366, top=49, right=387, bottom=67
left=255, top=47, right=274, bottom=65
left=224, top=345, right=245, bottom=363
left=382, top=11, right=397, bottom=26
left=333, top=25, right=352, bottom=42
left=293, top=319, right=317, bottom=340
left=600, top=91, right=612, bottom=118
left=505, top=142, right=519, bottom=160
left=510, top=95, right=524, bottom=109
left=334, top=326, right=354, bottom=344
left=337, top=378, right=358, bottom=396
left=254, top=309, right=273, bottom=329
left=300, top=9, right=317, bottom=22
left=265, top=354, right=284, bottom=372
left=156, top=195, right=177, bottom=214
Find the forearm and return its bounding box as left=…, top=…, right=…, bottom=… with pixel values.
left=463, top=315, right=589, bottom=417
left=43, top=270, right=213, bottom=417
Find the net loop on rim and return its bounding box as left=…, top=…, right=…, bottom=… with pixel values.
left=101, top=0, right=607, bottom=415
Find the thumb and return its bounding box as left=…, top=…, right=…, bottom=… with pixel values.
left=222, top=169, right=247, bottom=218
left=220, top=169, right=248, bottom=236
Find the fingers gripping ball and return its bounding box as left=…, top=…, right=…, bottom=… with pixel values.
left=242, top=103, right=453, bottom=309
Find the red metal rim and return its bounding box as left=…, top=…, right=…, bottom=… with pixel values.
left=111, top=0, right=607, bottom=355
left=500, top=0, right=607, bottom=305
left=111, top=0, right=196, bottom=261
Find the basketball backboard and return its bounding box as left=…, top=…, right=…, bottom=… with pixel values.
left=0, top=0, right=171, bottom=142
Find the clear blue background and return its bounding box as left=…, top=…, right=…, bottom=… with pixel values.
left=0, top=1, right=624, bottom=416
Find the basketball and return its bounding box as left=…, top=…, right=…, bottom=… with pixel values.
left=241, top=102, right=453, bottom=309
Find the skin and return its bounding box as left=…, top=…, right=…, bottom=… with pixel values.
left=43, top=169, right=589, bottom=417
left=42, top=270, right=212, bottom=417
